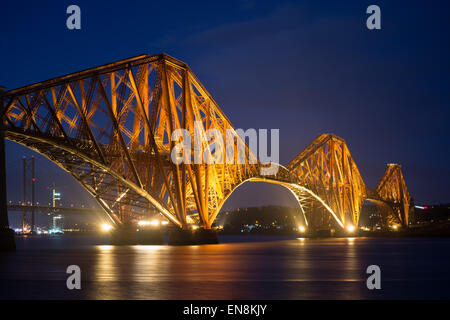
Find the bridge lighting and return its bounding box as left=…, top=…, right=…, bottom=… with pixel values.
left=298, top=226, right=305, bottom=233
left=101, top=223, right=113, bottom=232
left=138, top=220, right=160, bottom=227
left=115, top=189, right=129, bottom=202
left=3, top=55, right=412, bottom=232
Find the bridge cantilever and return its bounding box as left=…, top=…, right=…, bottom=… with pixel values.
left=1, top=55, right=412, bottom=231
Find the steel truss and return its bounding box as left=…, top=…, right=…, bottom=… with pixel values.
left=1, top=54, right=412, bottom=229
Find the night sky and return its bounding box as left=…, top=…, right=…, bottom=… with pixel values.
left=1, top=0, right=449, bottom=224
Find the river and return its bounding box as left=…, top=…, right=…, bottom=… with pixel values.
left=1, top=235, right=450, bottom=299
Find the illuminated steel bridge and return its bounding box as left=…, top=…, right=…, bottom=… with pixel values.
left=0, top=54, right=412, bottom=232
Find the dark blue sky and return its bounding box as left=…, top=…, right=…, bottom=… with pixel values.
left=1, top=0, right=449, bottom=215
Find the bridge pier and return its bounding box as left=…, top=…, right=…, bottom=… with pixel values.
left=110, top=227, right=137, bottom=245
left=136, top=229, right=164, bottom=245
left=0, top=86, right=15, bottom=251
left=168, top=228, right=218, bottom=245
left=307, top=229, right=336, bottom=238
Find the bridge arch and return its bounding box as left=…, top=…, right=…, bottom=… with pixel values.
left=5, top=130, right=181, bottom=227
left=204, top=176, right=346, bottom=231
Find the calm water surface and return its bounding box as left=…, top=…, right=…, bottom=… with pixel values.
left=1, top=235, right=450, bottom=299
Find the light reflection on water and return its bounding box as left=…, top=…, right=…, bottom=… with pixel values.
left=1, top=235, right=450, bottom=299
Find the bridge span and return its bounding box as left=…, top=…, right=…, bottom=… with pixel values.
left=0, top=54, right=412, bottom=245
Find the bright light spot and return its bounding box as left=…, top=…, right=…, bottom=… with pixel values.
left=161, top=221, right=169, bottom=225
left=346, top=225, right=355, bottom=233
left=298, top=226, right=305, bottom=232
left=191, top=225, right=199, bottom=230
left=98, top=245, right=113, bottom=251
left=392, top=225, right=398, bottom=230
left=133, top=245, right=164, bottom=251
left=186, top=216, right=194, bottom=223
left=101, top=224, right=113, bottom=232
left=115, top=189, right=129, bottom=202
left=138, top=220, right=160, bottom=227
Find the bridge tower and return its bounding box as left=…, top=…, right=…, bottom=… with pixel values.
left=374, top=164, right=411, bottom=228
left=286, top=134, right=367, bottom=230
left=21, top=156, right=36, bottom=233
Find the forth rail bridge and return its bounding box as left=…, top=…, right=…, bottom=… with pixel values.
left=0, top=54, right=412, bottom=249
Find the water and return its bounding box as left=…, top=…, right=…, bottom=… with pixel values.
left=1, top=235, right=450, bottom=299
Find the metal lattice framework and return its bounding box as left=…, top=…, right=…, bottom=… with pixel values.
left=367, top=164, right=411, bottom=227
left=285, top=134, right=366, bottom=228
left=0, top=54, right=412, bottom=230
